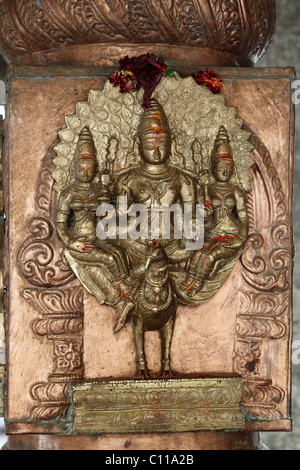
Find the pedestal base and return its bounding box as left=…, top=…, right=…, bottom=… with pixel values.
left=3, top=432, right=264, bottom=451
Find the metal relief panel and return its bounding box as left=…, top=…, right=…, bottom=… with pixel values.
left=4, top=66, right=294, bottom=434
left=72, top=378, right=245, bottom=434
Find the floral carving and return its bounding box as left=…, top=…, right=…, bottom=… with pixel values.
left=54, top=339, right=83, bottom=375
left=234, top=341, right=261, bottom=377
left=72, top=378, right=245, bottom=434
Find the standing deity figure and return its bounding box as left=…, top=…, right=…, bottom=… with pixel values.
left=180, top=126, right=249, bottom=297
left=111, top=99, right=197, bottom=376
left=55, top=127, right=135, bottom=325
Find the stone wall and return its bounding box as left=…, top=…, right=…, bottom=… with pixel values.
left=259, top=0, right=300, bottom=450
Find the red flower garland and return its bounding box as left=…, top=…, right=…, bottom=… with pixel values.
left=192, top=69, right=223, bottom=94
left=109, top=53, right=174, bottom=108
left=109, top=55, right=223, bottom=106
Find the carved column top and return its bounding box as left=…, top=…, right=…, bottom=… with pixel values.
left=0, top=0, right=276, bottom=67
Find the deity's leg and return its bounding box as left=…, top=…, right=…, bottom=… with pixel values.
left=132, top=315, right=148, bottom=379
left=181, top=242, right=237, bottom=297
left=160, top=315, right=175, bottom=378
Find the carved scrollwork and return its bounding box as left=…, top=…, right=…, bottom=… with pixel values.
left=23, top=286, right=84, bottom=420
left=241, top=234, right=265, bottom=275
left=25, top=287, right=84, bottom=340
left=240, top=128, right=290, bottom=294
left=23, top=287, right=83, bottom=314
left=32, top=318, right=82, bottom=337
left=37, top=155, right=56, bottom=218
left=239, top=291, right=288, bottom=318
left=234, top=126, right=291, bottom=423
left=237, top=316, right=286, bottom=340
left=17, top=217, right=74, bottom=287
left=30, top=381, right=70, bottom=420
left=242, top=379, right=285, bottom=421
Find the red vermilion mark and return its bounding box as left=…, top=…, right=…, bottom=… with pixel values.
left=206, top=239, right=230, bottom=254
left=205, top=200, right=211, bottom=207
left=186, top=282, right=194, bottom=292
left=215, top=154, right=232, bottom=159
left=118, top=284, right=126, bottom=298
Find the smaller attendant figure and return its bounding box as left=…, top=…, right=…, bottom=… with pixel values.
left=180, top=126, right=249, bottom=297
left=55, top=127, right=134, bottom=327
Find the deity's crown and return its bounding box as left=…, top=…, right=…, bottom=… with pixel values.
left=212, top=126, right=233, bottom=161
left=75, top=126, right=96, bottom=160
left=139, top=99, right=171, bottom=137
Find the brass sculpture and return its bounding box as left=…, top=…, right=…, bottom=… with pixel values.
left=56, top=127, right=135, bottom=329
left=125, top=244, right=176, bottom=379
left=180, top=126, right=249, bottom=297
left=54, top=76, right=254, bottom=378
left=113, top=100, right=197, bottom=376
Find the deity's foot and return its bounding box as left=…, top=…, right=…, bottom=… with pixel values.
left=135, top=369, right=153, bottom=380
left=113, top=298, right=135, bottom=333
left=160, top=369, right=173, bottom=379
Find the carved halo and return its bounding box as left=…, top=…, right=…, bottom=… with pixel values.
left=52, top=74, right=254, bottom=193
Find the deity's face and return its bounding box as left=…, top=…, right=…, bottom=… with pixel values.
left=212, top=158, right=234, bottom=183
left=139, top=130, right=171, bottom=165
left=74, top=143, right=97, bottom=183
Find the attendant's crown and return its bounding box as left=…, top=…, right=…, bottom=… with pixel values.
left=212, top=126, right=233, bottom=161
left=75, top=126, right=96, bottom=160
